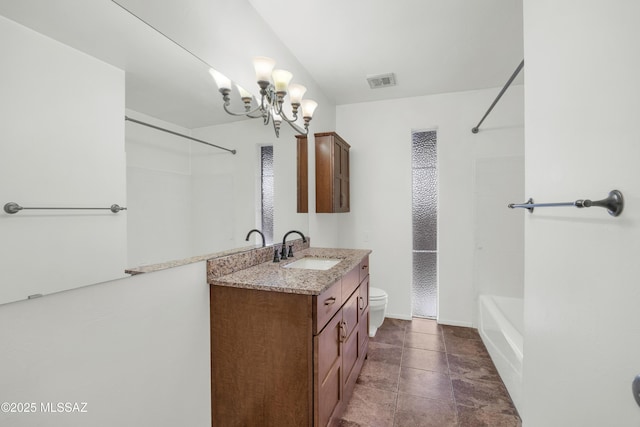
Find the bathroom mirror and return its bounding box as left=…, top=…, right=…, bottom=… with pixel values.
left=0, top=0, right=309, bottom=305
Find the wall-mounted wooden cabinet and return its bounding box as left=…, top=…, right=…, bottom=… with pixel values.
left=315, top=132, right=350, bottom=213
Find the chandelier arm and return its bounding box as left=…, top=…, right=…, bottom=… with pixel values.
left=242, top=105, right=265, bottom=116
left=222, top=103, right=261, bottom=117
left=277, top=110, right=300, bottom=124
left=246, top=110, right=266, bottom=119
left=285, top=119, right=308, bottom=136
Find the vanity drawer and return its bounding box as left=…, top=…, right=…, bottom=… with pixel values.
left=314, top=279, right=342, bottom=334
left=359, top=255, right=369, bottom=282
left=341, top=264, right=360, bottom=302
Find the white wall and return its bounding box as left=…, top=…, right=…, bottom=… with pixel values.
left=473, top=156, right=524, bottom=300
left=522, top=1, right=640, bottom=425
left=336, top=86, right=524, bottom=323
left=190, top=136, right=239, bottom=253
left=0, top=16, right=127, bottom=305
left=125, top=111, right=194, bottom=267
left=0, top=261, right=211, bottom=427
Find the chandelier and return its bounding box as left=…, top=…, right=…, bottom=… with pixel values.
left=210, top=57, right=318, bottom=138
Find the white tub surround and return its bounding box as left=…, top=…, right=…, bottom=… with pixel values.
left=478, top=295, right=523, bottom=413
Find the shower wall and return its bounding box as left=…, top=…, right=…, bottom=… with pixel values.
left=473, top=156, right=525, bottom=300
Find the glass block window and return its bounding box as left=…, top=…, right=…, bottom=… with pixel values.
left=261, top=146, right=274, bottom=245
left=411, top=130, right=438, bottom=318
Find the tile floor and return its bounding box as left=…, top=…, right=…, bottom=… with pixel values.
left=339, top=318, right=521, bottom=427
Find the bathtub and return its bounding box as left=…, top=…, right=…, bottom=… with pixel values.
left=477, top=295, right=523, bottom=414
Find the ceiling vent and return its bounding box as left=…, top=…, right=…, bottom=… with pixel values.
left=367, top=73, right=397, bottom=89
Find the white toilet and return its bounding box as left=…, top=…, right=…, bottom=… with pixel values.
left=368, top=287, right=388, bottom=337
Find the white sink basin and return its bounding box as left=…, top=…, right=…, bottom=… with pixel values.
left=284, top=257, right=342, bottom=270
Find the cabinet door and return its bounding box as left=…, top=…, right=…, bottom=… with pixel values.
left=358, top=276, right=369, bottom=316
left=359, top=306, right=370, bottom=355
left=315, top=312, right=342, bottom=427
left=339, top=144, right=350, bottom=212
left=342, top=290, right=360, bottom=389
left=315, top=134, right=334, bottom=213
left=296, top=135, right=308, bottom=213
left=333, top=140, right=350, bottom=213
left=315, top=132, right=350, bottom=213
left=358, top=277, right=370, bottom=361
left=333, top=139, right=342, bottom=211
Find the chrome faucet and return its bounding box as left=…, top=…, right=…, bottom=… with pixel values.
left=245, top=229, right=266, bottom=247
left=280, top=230, right=307, bottom=260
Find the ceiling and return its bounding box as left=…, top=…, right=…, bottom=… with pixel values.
left=0, top=0, right=524, bottom=127
left=0, top=0, right=247, bottom=129
left=248, top=0, right=524, bottom=105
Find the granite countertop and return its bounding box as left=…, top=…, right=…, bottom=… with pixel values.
left=210, top=247, right=371, bottom=295
left=125, top=244, right=263, bottom=275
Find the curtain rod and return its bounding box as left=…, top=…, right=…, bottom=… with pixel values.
left=124, top=116, right=237, bottom=154
left=472, top=59, right=524, bottom=134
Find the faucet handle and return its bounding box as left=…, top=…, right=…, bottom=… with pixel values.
left=273, top=247, right=280, bottom=263
left=287, top=245, right=294, bottom=258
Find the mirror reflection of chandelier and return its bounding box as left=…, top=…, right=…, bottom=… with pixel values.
left=210, top=57, right=318, bottom=137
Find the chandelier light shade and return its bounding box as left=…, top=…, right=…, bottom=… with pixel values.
left=288, top=84, right=306, bottom=107
left=253, top=56, right=275, bottom=84
left=301, top=99, right=318, bottom=120
left=209, top=69, right=231, bottom=91
left=210, top=56, right=317, bottom=138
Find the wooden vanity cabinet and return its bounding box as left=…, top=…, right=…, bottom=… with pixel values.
left=315, top=132, right=350, bottom=213
left=210, top=256, right=370, bottom=427
left=313, top=261, right=370, bottom=427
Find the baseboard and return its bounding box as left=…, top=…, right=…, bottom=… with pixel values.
left=384, top=313, right=413, bottom=321
left=436, top=318, right=474, bottom=328
left=383, top=314, right=474, bottom=327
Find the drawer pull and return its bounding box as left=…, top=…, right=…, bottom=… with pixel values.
left=324, top=297, right=337, bottom=306
left=340, top=321, right=348, bottom=341
left=359, top=296, right=364, bottom=310
left=362, top=265, right=368, bottom=270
